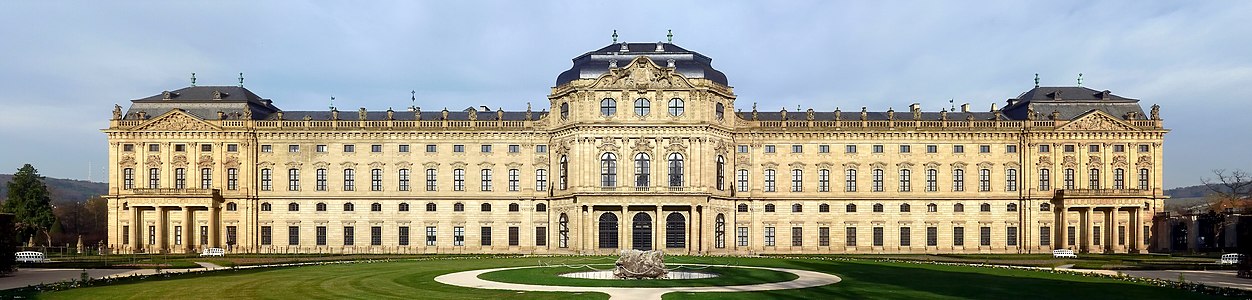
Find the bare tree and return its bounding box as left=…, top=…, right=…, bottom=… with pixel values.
left=1201, top=169, right=1252, bottom=278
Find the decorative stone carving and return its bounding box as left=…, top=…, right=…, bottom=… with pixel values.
left=1059, top=112, right=1136, bottom=131
left=170, top=155, right=188, bottom=166
left=1151, top=104, right=1160, bottom=120
left=118, top=155, right=136, bottom=167
left=613, top=249, right=667, bottom=279
left=591, top=56, right=691, bottom=90
left=1062, top=156, right=1077, bottom=168
left=136, top=110, right=219, bottom=131
left=196, top=155, right=214, bottom=167
left=1087, top=155, right=1102, bottom=167
left=598, top=141, right=621, bottom=153
left=312, top=161, right=331, bottom=168
left=860, top=107, right=868, bottom=121
left=145, top=155, right=162, bottom=167
left=450, top=161, right=467, bottom=168
left=112, top=104, right=122, bottom=120
left=223, top=156, right=240, bottom=168
left=806, top=109, right=815, bottom=121
left=1136, top=156, right=1153, bottom=167
left=631, top=139, right=653, bottom=153
left=533, top=155, right=549, bottom=167
left=423, top=161, right=441, bottom=169
left=1036, top=156, right=1053, bottom=167
left=358, top=108, right=367, bottom=120
left=468, top=107, right=478, bottom=121
left=1111, top=155, right=1128, bottom=168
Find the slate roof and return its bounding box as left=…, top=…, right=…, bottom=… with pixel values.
left=124, top=86, right=280, bottom=120
left=266, top=110, right=547, bottom=121
left=735, top=111, right=1003, bottom=121
left=556, top=42, right=728, bottom=86
left=1002, top=86, right=1145, bottom=120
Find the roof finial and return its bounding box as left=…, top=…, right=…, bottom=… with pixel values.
left=667, top=29, right=673, bottom=43
left=410, top=90, right=416, bottom=108
left=1034, top=73, right=1039, bottom=88
left=190, top=73, right=197, bottom=86
left=1077, top=73, right=1083, bottom=86
left=612, top=30, right=618, bottom=43
left=330, top=96, right=335, bottom=110
left=238, top=73, right=244, bottom=87
left=949, top=98, right=955, bottom=111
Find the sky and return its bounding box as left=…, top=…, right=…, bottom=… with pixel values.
left=0, top=0, right=1248, bottom=188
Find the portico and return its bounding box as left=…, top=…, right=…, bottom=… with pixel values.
left=121, top=188, right=222, bottom=254
left=1053, top=189, right=1154, bottom=253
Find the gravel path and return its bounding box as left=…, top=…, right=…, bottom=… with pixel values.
left=434, top=265, right=841, bottom=300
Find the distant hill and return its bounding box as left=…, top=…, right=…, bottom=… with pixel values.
left=1163, top=183, right=1247, bottom=211
left=0, top=174, right=107, bottom=204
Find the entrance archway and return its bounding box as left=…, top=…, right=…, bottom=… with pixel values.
left=666, top=212, right=686, bottom=248
left=632, top=212, right=652, bottom=250
left=598, top=212, right=618, bottom=249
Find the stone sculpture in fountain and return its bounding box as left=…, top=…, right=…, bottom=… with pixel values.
left=613, top=249, right=668, bottom=279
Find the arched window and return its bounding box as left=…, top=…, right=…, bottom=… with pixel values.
left=927, top=203, right=937, bottom=212
left=598, top=212, right=619, bottom=248
left=634, top=153, right=651, bottom=188
left=260, top=202, right=272, bottom=211
left=792, top=203, right=803, bottom=213
left=632, top=213, right=653, bottom=250
left=665, top=213, right=685, bottom=248
left=600, top=98, right=616, bottom=116
left=559, top=102, right=569, bottom=119
left=425, top=202, right=437, bottom=212
left=714, top=213, right=726, bottom=248
left=716, top=155, right=726, bottom=191
left=370, top=202, right=382, bottom=212
left=343, top=202, right=354, bottom=212
left=453, top=202, right=465, bottom=212
left=481, top=203, right=492, bottom=212
left=226, top=202, right=238, bottom=211
left=1040, top=203, right=1051, bottom=211
left=846, top=204, right=857, bottom=212
left=559, top=155, right=568, bottom=190
left=980, top=203, right=991, bottom=212
left=508, top=203, right=520, bottom=212
left=288, top=202, right=299, bottom=212
left=872, top=203, right=884, bottom=212
left=954, top=203, right=965, bottom=212
left=737, top=203, right=749, bottom=212
left=819, top=203, right=830, bottom=212
left=398, top=203, right=409, bottom=211
left=667, top=153, right=684, bottom=187
left=900, top=203, right=911, bottom=212
left=764, top=204, right=776, bottom=212
left=315, top=202, right=326, bottom=212
left=558, top=213, right=569, bottom=248
left=601, top=152, right=618, bottom=187
left=668, top=98, right=684, bottom=116
left=1007, top=203, right=1019, bottom=212
left=536, top=203, right=547, bottom=212
left=634, top=98, right=650, bottom=116
left=715, top=103, right=725, bottom=120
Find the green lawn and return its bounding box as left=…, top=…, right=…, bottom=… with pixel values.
left=17, top=256, right=1239, bottom=300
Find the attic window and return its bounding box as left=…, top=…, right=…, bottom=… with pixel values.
left=1096, top=90, right=1111, bottom=100
left=213, top=91, right=229, bottom=100
left=162, top=91, right=178, bottom=100
left=1046, top=91, right=1062, bottom=100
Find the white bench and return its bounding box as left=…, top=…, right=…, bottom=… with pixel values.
left=15, top=251, right=46, bottom=263
left=1219, top=253, right=1245, bottom=264
left=200, top=248, right=226, bottom=257
left=1052, top=249, right=1078, bottom=258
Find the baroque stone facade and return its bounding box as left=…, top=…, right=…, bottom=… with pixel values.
left=104, top=42, right=1167, bottom=255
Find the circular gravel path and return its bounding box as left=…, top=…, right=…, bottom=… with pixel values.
left=434, top=264, right=841, bottom=300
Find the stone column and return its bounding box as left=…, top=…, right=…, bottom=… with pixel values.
left=131, top=206, right=143, bottom=253
left=182, top=206, right=195, bottom=253
left=156, top=206, right=168, bottom=253
left=1129, top=207, right=1141, bottom=253
left=1186, top=216, right=1199, bottom=252
left=209, top=205, right=220, bottom=248
left=1103, top=208, right=1114, bottom=253
left=654, top=206, right=662, bottom=251
left=583, top=206, right=591, bottom=253
left=619, top=205, right=627, bottom=251
left=1078, top=207, right=1089, bottom=253
left=1053, top=203, right=1066, bottom=249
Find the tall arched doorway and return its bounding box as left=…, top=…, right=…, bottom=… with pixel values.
left=666, top=212, right=686, bottom=249
left=598, top=212, right=618, bottom=249
left=632, top=212, right=652, bottom=250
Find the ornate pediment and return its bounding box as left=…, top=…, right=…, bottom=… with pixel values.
left=134, top=109, right=220, bottom=131
left=395, top=162, right=413, bottom=168
left=423, top=161, right=441, bottom=169
left=1111, top=155, right=1129, bottom=168
left=896, top=162, right=915, bottom=169
left=170, top=155, right=188, bottom=166
left=1136, top=155, right=1153, bottom=167
left=118, top=155, right=136, bottom=167
left=196, top=155, right=214, bottom=167
left=788, top=161, right=806, bottom=168
left=285, top=161, right=304, bottom=168
left=977, top=161, right=994, bottom=169
left=631, top=139, right=653, bottom=153
left=841, top=162, right=860, bottom=169
left=223, top=156, right=240, bottom=168
left=1003, top=162, right=1021, bottom=169
left=589, top=56, right=694, bottom=90
left=869, top=162, right=887, bottom=169
left=1087, top=155, right=1103, bottom=167
left=597, top=141, right=620, bottom=153
left=1036, top=156, right=1053, bottom=167
left=665, top=142, right=687, bottom=154
left=533, top=155, right=549, bottom=167
left=950, top=162, right=968, bottom=169
left=450, top=161, right=467, bottom=168
left=1057, top=110, right=1138, bottom=132
left=923, top=161, right=941, bottom=169
left=145, top=155, right=162, bottom=167
left=339, top=161, right=357, bottom=168
left=477, top=162, right=495, bottom=168
left=1062, top=156, right=1078, bottom=168
left=312, top=161, right=331, bottom=168
left=761, top=162, right=779, bottom=169
left=368, top=161, right=386, bottom=168
left=505, top=162, right=523, bottom=168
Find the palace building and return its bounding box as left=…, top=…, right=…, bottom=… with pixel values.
left=104, top=42, right=1167, bottom=255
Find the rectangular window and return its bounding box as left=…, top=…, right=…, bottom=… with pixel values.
left=426, top=226, right=437, bottom=246
left=953, top=145, right=964, bottom=153
left=899, top=145, right=911, bottom=153
left=148, top=226, right=156, bottom=245
left=426, top=169, right=438, bottom=191
left=316, top=144, right=328, bottom=153
left=481, top=227, right=492, bottom=246
left=536, top=227, right=547, bottom=246
left=979, top=227, right=991, bottom=246
left=819, top=227, right=830, bottom=246
left=927, top=145, right=937, bottom=153
left=1040, top=169, right=1051, bottom=191
left=899, top=227, right=911, bottom=247
left=926, top=169, right=937, bottom=192
left=818, top=145, right=830, bottom=153
left=123, top=226, right=130, bottom=245
left=1064, top=169, right=1075, bottom=190
left=481, top=145, right=492, bottom=153
left=953, top=227, right=965, bottom=246
left=289, top=145, right=299, bottom=153
left=316, top=169, right=327, bottom=191
left=316, top=226, right=327, bottom=245
left=1094, top=225, right=1102, bottom=245
left=1039, top=145, right=1051, bottom=153
left=399, top=226, right=410, bottom=246
left=174, top=168, right=186, bottom=189
left=149, top=168, right=161, bottom=188
left=1040, top=226, right=1051, bottom=246
left=227, top=168, right=238, bottom=190
left=288, top=168, right=300, bottom=191
left=370, top=144, right=382, bottom=153
left=979, top=145, right=991, bottom=153
left=453, top=145, right=465, bottom=152
left=791, top=145, right=803, bottom=153
left=737, top=145, right=749, bottom=153
left=846, top=145, right=857, bottom=153
left=226, top=226, right=237, bottom=246
left=1118, top=226, right=1126, bottom=245
left=257, top=226, right=270, bottom=245
left=872, top=169, right=883, bottom=192
left=425, top=144, right=437, bottom=153
left=1063, top=145, right=1075, bottom=153
left=289, top=226, right=300, bottom=246
left=537, top=145, right=548, bottom=153
left=764, top=169, right=776, bottom=192
left=1006, top=169, right=1018, bottom=191
left=509, top=226, right=520, bottom=246
left=791, top=227, right=803, bottom=247
left=364, top=226, right=379, bottom=246
left=344, top=226, right=355, bottom=246
left=508, top=145, right=520, bottom=153
left=736, top=169, right=749, bottom=192
left=1144, top=226, right=1151, bottom=246
left=872, top=145, right=884, bottom=153
left=1113, top=144, right=1125, bottom=152
left=899, top=169, right=911, bottom=192
left=343, top=169, right=355, bottom=191
left=1007, top=226, right=1018, bottom=246
left=872, top=227, right=884, bottom=246
left=398, top=144, right=410, bottom=153
left=260, top=145, right=271, bottom=153
left=200, top=168, right=212, bottom=189
left=174, top=225, right=182, bottom=245
left=764, top=145, right=776, bottom=153
left=480, top=169, right=493, bottom=191
left=1114, top=168, right=1125, bottom=189
left=453, top=169, right=465, bottom=191
left=737, top=227, right=749, bottom=247
left=123, top=168, right=134, bottom=190
left=845, top=169, right=857, bottom=192
left=978, top=169, right=990, bottom=192
left=508, top=169, right=519, bottom=191
left=1138, top=145, right=1150, bottom=152
left=764, top=227, right=776, bottom=246
left=1138, top=169, right=1150, bottom=190
left=926, top=227, right=938, bottom=246
left=1089, top=144, right=1100, bottom=153
left=846, top=227, right=857, bottom=247
left=1089, top=168, right=1101, bottom=189
left=791, top=169, right=803, bottom=192
left=371, top=168, right=383, bottom=191
left=174, top=144, right=186, bottom=152
left=454, top=226, right=465, bottom=246
left=123, top=144, right=134, bottom=152
left=200, top=226, right=208, bottom=245
left=818, top=169, right=830, bottom=192
left=1068, top=226, right=1077, bottom=246
left=1007, top=145, right=1018, bottom=153
left=227, top=144, right=238, bottom=152
left=399, top=169, right=410, bottom=191
left=536, top=169, right=548, bottom=191
left=260, top=169, right=271, bottom=191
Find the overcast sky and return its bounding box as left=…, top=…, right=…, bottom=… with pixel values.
left=0, top=1, right=1248, bottom=188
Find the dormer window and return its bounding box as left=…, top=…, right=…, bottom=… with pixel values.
left=560, top=103, right=569, bottom=120
left=715, top=103, right=725, bottom=120
left=668, top=98, right=684, bottom=117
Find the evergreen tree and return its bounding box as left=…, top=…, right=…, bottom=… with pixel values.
left=2, top=164, right=56, bottom=246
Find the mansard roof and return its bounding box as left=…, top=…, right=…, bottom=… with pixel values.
left=556, top=42, right=728, bottom=87
left=1002, top=86, right=1145, bottom=120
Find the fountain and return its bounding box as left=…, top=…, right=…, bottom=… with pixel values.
left=613, top=249, right=668, bottom=279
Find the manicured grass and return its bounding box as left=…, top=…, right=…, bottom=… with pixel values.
left=478, top=265, right=798, bottom=287
left=22, top=256, right=1238, bottom=300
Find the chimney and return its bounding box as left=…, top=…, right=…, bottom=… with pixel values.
left=909, top=103, right=920, bottom=113
left=960, top=103, right=970, bottom=113
left=990, top=103, right=998, bottom=112
left=655, top=42, right=665, bottom=52
left=1006, top=98, right=1017, bottom=107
